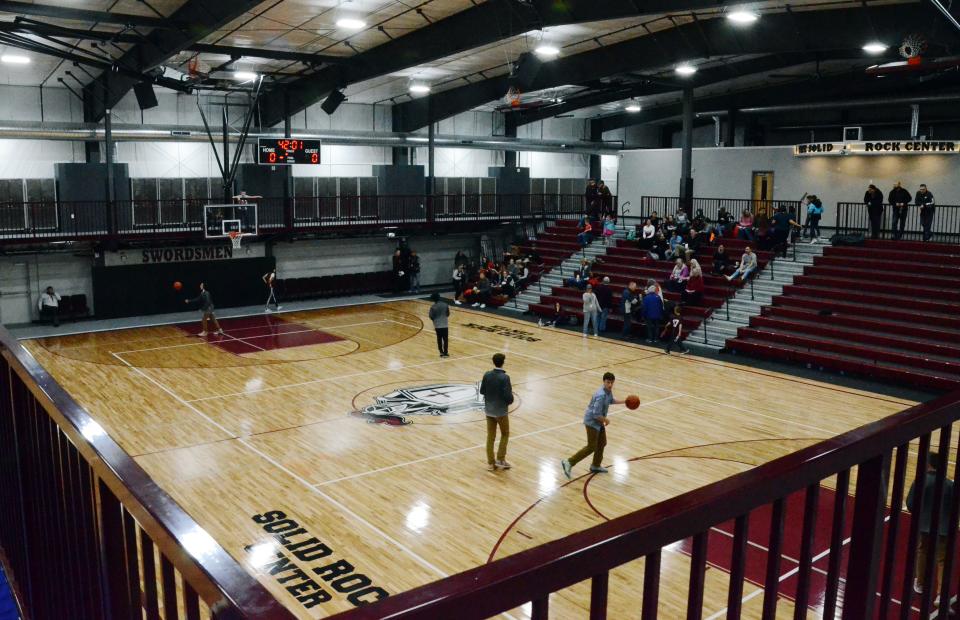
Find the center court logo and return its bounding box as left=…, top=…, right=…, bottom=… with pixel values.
left=350, top=384, right=484, bottom=425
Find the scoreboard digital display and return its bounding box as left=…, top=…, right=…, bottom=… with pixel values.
left=257, top=138, right=321, bottom=165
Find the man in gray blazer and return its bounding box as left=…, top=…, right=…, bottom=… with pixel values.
left=480, top=353, right=514, bottom=472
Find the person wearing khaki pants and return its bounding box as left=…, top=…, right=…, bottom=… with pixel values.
left=561, top=372, right=624, bottom=478
left=480, top=353, right=514, bottom=471
left=907, top=450, right=956, bottom=609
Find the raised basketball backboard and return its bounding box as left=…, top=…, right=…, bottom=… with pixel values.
left=203, top=204, right=258, bottom=239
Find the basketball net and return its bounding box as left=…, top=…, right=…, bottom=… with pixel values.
left=228, top=231, right=242, bottom=250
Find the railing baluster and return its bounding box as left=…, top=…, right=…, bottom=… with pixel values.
left=642, top=550, right=661, bottom=620
left=589, top=571, right=608, bottom=620
left=161, top=554, right=179, bottom=620
left=843, top=451, right=893, bottom=620
left=726, top=514, right=749, bottom=620
left=900, top=434, right=931, bottom=620
left=793, top=483, right=821, bottom=620
left=185, top=582, right=201, bottom=620
left=823, top=469, right=851, bottom=620
left=919, top=426, right=953, bottom=619
left=687, top=531, right=708, bottom=620
left=938, top=425, right=960, bottom=620
left=141, top=529, right=161, bottom=620
left=761, top=498, right=785, bottom=620
left=531, top=594, right=549, bottom=620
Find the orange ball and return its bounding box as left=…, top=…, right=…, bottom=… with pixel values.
left=625, top=395, right=640, bottom=410
left=173, top=281, right=183, bottom=291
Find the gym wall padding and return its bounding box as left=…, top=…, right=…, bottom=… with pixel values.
left=92, top=257, right=276, bottom=319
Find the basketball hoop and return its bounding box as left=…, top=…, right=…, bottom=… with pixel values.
left=228, top=230, right=242, bottom=250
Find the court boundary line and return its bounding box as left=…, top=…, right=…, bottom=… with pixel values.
left=109, top=350, right=455, bottom=584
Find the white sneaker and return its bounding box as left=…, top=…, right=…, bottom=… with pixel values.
left=264, top=307, right=273, bottom=313
left=217, top=329, right=225, bottom=336
left=809, top=238, right=818, bottom=244
left=276, top=305, right=282, bottom=310
left=480, top=304, right=486, bottom=308
left=538, top=319, right=543, bottom=327
left=197, top=331, right=208, bottom=337
left=455, top=300, right=462, bottom=305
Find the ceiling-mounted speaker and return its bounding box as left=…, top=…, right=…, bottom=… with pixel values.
left=511, top=53, right=543, bottom=91
left=321, top=90, right=346, bottom=115
left=133, top=82, right=158, bottom=110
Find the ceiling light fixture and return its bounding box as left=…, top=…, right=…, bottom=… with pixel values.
left=534, top=45, right=560, bottom=58
left=336, top=18, right=366, bottom=30
left=862, top=42, right=888, bottom=54
left=675, top=63, right=697, bottom=76
left=233, top=71, right=257, bottom=81
left=727, top=11, right=758, bottom=24
left=1, top=55, right=30, bottom=64
left=625, top=103, right=642, bottom=113
left=409, top=83, right=431, bottom=94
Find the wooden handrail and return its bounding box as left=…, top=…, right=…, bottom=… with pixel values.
left=330, top=390, right=960, bottom=619
left=0, top=326, right=295, bottom=618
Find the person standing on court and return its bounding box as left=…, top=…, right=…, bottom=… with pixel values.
left=906, top=451, right=955, bottom=602
left=582, top=284, right=599, bottom=337
left=595, top=276, right=613, bottom=333
left=480, top=353, right=514, bottom=471
left=621, top=281, right=639, bottom=338
left=561, top=372, right=625, bottom=478
left=916, top=184, right=936, bottom=242
left=185, top=282, right=224, bottom=337
left=889, top=181, right=912, bottom=240
left=263, top=268, right=281, bottom=312
left=408, top=250, right=422, bottom=294
left=864, top=184, right=885, bottom=239
left=428, top=292, right=449, bottom=358
left=392, top=249, right=406, bottom=293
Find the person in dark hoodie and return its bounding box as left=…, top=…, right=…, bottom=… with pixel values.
left=889, top=181, right=912, bottom=240
left=864, top=184, right=885, bottom=239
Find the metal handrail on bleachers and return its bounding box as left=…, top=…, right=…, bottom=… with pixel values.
left=836, top=201, right=960, bottom=243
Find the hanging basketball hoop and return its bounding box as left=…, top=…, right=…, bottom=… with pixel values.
left=228, top=230, right=243, bottom=250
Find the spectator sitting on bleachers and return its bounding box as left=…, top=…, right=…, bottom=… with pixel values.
left=642, top=287, right=664, bottom=344
left=517, top=261, right=530, bottom=285
left=736, top=210, right=755, bottom=241
left=716, top=207, right=733, bottom=237
left=711, top=245, right=731, bottom=276
left=663, top=214, right=677, bottom=238
left=650, top=232, right=669, bottom=261
left=466, top=272, right=492, bottom=308
left=665, top=258, right=688, bottom=292
left=539, top=301, right=565, bottom=328
left=638, top=219, right=656, bottom=250
left=692, top=209, right=711, bottom=235
left=687, top=228, right=705, bottom=254
left=666, top=231, right=686, bottom=260
left=649, top=211, right=662, bottom=233
left=682, top=260, right=704, bottom=306
left=577, top=220, right=594, bottom=247
left=726, top=247, right=758, bottom=283
left=565, top=259, right=591, bottom=289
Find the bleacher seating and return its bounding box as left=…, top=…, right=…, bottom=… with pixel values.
left=726, top=239, right=960, bottom=391
left=529, top=225, right=768, bottom=340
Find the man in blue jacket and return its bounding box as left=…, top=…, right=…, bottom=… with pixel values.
left=561, top=372, right=625, bottom=478
left=642, top=290, right=664, bottom=344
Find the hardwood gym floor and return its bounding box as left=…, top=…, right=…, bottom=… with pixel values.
left=21, top=300, right=921, bottom=618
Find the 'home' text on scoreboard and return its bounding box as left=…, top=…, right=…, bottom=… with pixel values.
left=257, top=138, right=322, bottom=165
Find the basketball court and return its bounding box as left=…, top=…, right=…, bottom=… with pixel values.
left=19, top=299, right=924, bottom=618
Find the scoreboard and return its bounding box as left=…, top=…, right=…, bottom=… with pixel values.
left=257, top=138, right=321, bottom=164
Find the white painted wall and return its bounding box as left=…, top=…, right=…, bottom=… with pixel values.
left=617, top=146, right=958, bottom=228
left=0, top=253, right=94, bottom=325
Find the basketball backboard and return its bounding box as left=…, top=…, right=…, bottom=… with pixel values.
left=203, top=204, right=258, bottom=239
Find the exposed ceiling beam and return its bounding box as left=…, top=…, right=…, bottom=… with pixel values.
left=258, top=0, right=735, bottom=126
left=509, top=51, right=891, bottom=125
left=393, top=2, right=955, bottom=132
left=82, top=0, right=265, bottom=122
left=0, top=20, right=142, bottom=43
left=0, top=0, right=173, bottom=28
left=186, top=43, right=344, bottom=66
left=599, top=72, right=960, bottom=133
